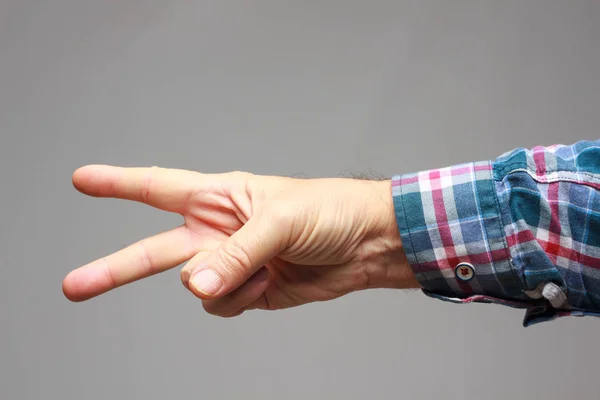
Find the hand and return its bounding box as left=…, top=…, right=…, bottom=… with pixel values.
left=63, top=166, right=418, bottom=317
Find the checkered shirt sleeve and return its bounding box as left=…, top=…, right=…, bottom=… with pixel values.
left=392, top=140, right=600, bottom=326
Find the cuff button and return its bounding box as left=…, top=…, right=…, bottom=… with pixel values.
left=455, top=262, right=474, bottom=281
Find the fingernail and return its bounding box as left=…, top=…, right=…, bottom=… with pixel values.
left=249, top=267, right=269, bottom=283
left=190, top=269, right=223, bottom=296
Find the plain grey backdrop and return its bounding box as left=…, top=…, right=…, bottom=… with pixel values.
left=1, top=1, right=599, bottom=399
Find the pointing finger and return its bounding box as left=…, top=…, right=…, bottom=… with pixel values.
left=72, top=165, right=203, bottom=213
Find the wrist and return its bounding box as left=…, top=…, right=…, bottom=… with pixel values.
left=359, top=180, right=420, bottom=290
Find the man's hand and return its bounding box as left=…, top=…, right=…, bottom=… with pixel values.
left=63, top=166, right=418, bottom=317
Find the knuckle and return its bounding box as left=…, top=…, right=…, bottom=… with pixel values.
left=266, top=201, right=293, bottom=225
left=137, top=239, right=154, bottom=275
left=228, top=170, right=252, bottom=180
left=143, top=166, right=160, bottom=203
left=101, top=257, right=117, bottom=288
left=217, top=242, right=253, bottom=275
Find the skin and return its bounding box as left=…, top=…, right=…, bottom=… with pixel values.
left=62, top=165, right=419, bottom=317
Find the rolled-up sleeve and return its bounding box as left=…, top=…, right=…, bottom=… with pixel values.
left=392, top=140, right=600, bottom=326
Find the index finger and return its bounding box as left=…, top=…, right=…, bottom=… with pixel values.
left=72, top=165, right=201, bottom=213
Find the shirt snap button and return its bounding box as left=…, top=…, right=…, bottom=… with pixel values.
left=455, top=262, right=474, bottom=281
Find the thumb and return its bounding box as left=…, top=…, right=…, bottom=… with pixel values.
left=186, top=215, right=285, bottom=299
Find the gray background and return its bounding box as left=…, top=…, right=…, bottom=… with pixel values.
left=1, top=1, right=599, bottom=399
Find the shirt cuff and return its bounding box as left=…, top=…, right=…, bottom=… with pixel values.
left=392, top=161, right=544, bottom=326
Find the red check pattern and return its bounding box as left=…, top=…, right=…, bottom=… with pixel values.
left=394, top=140, right=600, bottom=326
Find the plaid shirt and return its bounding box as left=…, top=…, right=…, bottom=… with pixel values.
left=392, top=140, right=600, bottom=326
